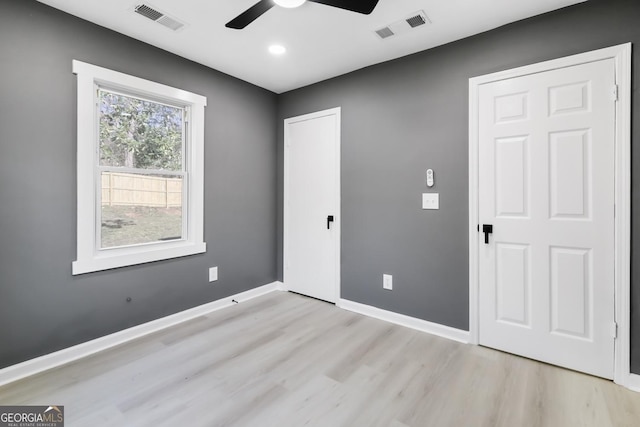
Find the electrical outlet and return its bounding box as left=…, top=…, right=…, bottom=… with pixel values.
left=209, top=267, right=218, bottom=282
left=383, top=274, right=393, bottom=290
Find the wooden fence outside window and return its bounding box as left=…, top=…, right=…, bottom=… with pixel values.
left=101, top=172, right=182, bottom=208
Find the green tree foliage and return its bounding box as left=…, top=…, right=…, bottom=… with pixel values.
left=99, top=91, right=183, bottom=171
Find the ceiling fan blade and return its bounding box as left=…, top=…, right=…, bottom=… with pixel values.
left=308, top=0, right=379, bottom=14
left=226, top=0, right=275, bottom=29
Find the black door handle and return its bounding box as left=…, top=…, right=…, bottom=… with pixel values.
left=482, top=224, right=493, bottom=244
left=327, top=215, right=334, bottom=230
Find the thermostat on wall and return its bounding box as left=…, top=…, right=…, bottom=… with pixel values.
left=426, top=169, right=434, bottom=187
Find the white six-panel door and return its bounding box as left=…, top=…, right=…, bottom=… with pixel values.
left=284, top=108, right=341, bottom=303
left=478, top=59, right=616, bottom=378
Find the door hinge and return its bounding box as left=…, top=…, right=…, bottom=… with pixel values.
left=612, top=321, right=618, bottom=339
left=612, top=85, right=619, bottom=102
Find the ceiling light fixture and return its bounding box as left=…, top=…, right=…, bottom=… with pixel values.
left=269, top=45, right=287, bottom=55
left=274, top=0, right=306, bottom=8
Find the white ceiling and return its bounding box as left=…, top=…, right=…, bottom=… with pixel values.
left=36, top=0, right=587, bottom=93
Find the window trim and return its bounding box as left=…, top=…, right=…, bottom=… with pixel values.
left=72, top=60, right=206, bottom=275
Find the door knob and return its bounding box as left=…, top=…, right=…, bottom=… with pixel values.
left=327, top=215, right=334, bottom=230
left=482, top=224, right=493, bottom=245
left=482, top=224, right=493, bottom=244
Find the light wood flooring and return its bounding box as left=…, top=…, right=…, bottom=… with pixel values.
left=1, top=291, right=640, bottom=426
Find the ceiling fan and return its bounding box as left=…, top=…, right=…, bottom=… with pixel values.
left=226, top=0, right=380, bottom=30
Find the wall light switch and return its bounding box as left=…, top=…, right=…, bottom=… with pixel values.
left=422, top=193, right=439, bottom=210
left=209, top=267, right=218, bottom=282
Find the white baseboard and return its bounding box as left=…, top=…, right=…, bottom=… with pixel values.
left=0, top=281, right=284, bottom=388
left=626, top=373, right=640, bottom=392
left=337, top=298, right=470, bottom=344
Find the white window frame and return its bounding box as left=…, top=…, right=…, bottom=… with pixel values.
left=72, top=60, right=206, bottom=275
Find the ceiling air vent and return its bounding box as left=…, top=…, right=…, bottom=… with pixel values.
left=375, top=27, right=395, bottom=39
left=156, top=15, right=184, bottom=31
left=134, top=4, right=186, bottom=31
left=406, top=14, right=427, bottom=28
left=374, top=10, right=430, bottom=41
left=134, top=4, right=163, bottom=21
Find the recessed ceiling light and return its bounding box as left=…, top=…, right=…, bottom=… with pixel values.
left=269, top=45, right=287, bottom=55
left=274, top=0, right=306, bottom=8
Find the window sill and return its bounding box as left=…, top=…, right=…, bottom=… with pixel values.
left=72, top=241, right=206, bottom=275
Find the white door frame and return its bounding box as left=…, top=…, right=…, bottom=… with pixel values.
left=468, top=44, right=632, bottom=387
left=283, top=107, right=341, bottom=302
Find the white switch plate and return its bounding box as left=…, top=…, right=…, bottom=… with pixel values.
left=422, top=193, right=439, bottom=210
left=383, top=274, right=393, bottom=290
left=209, top=267, right=218, bottom=282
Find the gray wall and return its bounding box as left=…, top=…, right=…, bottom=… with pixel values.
left=0, top=0, right=278, bottom=369
left=3, top=0, right=640, bottom=375
left=277, top=0, right=640, bottom=372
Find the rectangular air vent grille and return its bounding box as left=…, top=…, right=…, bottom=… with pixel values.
left=374, top=10, right=430, bottom=41
left=157, top=15, right=184, bottom=31
left=375, top=27, right=395, bottom=39
left=406, top=14, right=427, bottom=28
left=135, top=4, right=163, bottom=21
left=134, top=4, right=185, bottom=31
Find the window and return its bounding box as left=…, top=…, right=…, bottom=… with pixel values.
left=72, top=60, right=206, bottom=275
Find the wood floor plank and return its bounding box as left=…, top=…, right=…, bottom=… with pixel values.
left=1, top=291, right=639, bottom=427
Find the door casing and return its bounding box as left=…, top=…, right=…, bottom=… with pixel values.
left=468, top=44, right=631, bottom=386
